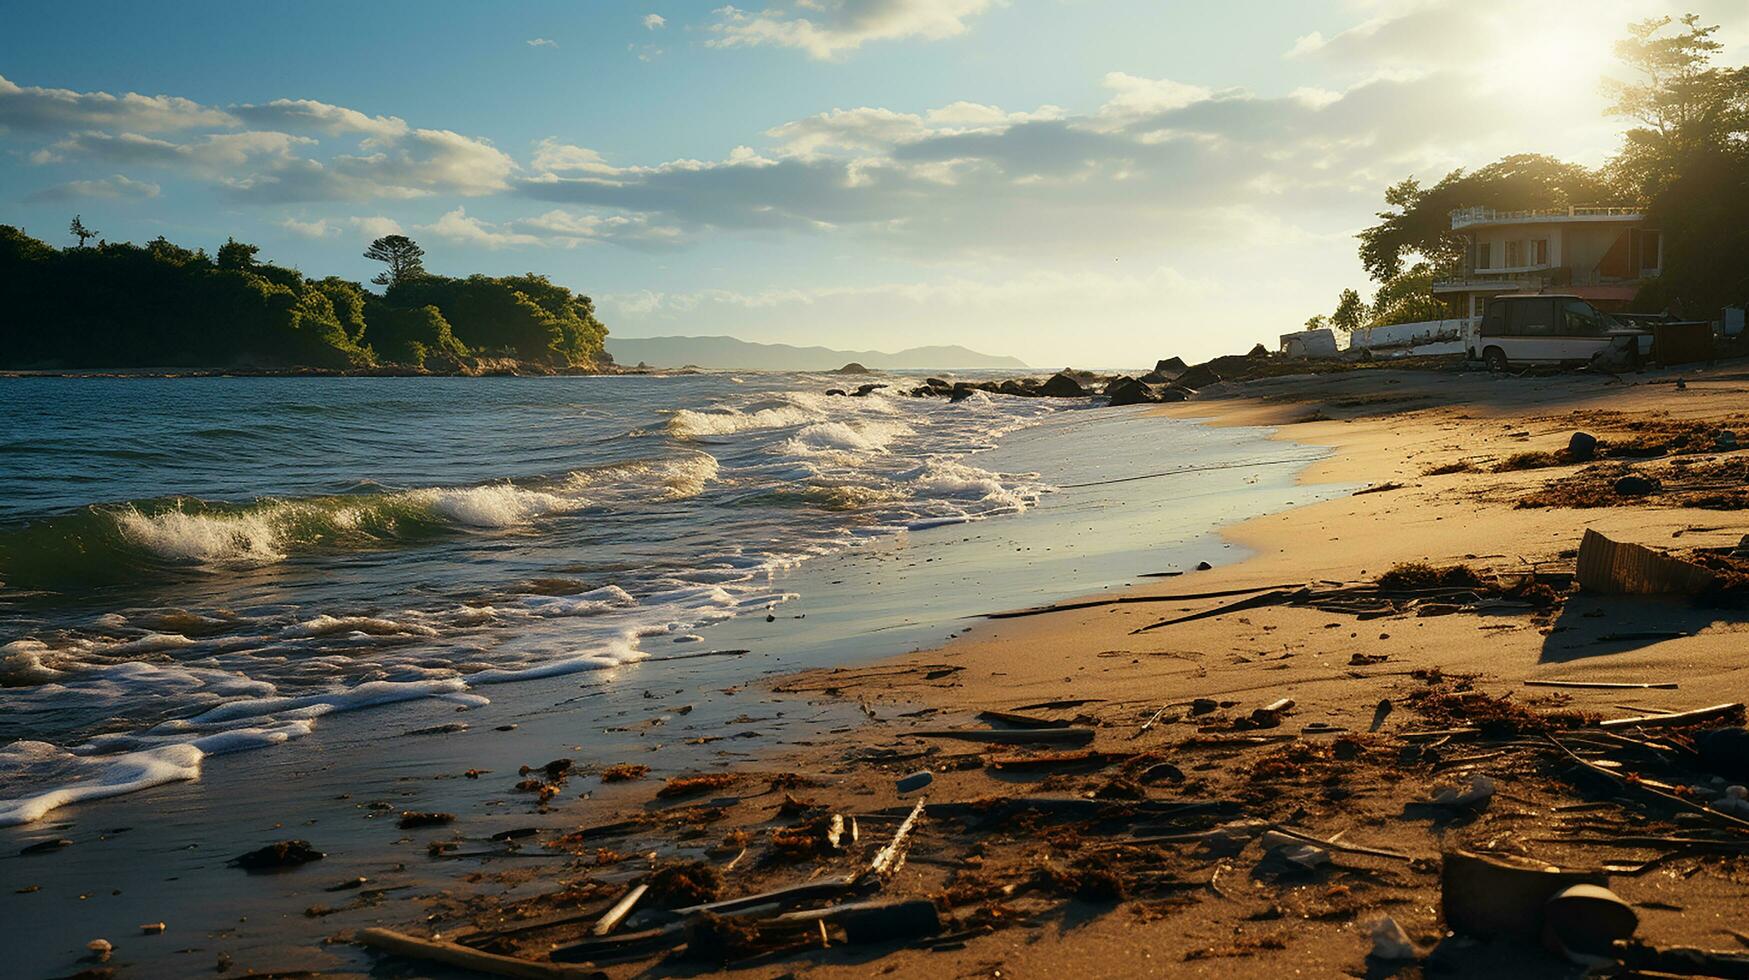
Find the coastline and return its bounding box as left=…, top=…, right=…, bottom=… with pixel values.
left=9, top=363, right=1749, bottom=977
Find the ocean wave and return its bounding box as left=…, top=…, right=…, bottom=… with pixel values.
left=780, top=419, right=915, bottom=456
left=666, top=404, right=818, bottom=438
left=407, top=484, right=579, bottom=528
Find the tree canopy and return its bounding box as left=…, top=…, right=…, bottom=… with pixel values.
left=0, top=228, right=611, bottom=371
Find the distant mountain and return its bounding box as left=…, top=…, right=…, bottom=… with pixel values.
left=606, top=335, right=1027, bottom=371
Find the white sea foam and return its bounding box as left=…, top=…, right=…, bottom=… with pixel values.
left=782, top=419, right=914, bottom=455
left=281, top=615, right=440, bottom=639
left=412, top=483, right=578, bottom=528
left=114, top=504, right=287, bottom=564
left=667, top=404, right=817, bottom=438
left=0, top=640, right=64, bottom=685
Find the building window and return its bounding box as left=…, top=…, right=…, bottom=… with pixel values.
left=1475, top=242, right=1491, bottom=271
left=1532, top=239, right=1549, bottom=265
left=1505, top=240, right=1523, bottom=267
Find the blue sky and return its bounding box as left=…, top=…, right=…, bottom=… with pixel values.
left=4, top=1, right=1745, bottom=365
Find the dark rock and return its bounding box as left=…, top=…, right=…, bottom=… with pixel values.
left=1040, top=372, right=1089, bottom=397
left=1154, top=357, right=1188, bottom=377
left=1247, top=343, right=1270, bottom=358
left=833, top=362, right=870, bottom=374
left=1697, top=727, right=1749, bottom=780
left=1156, top=385, right=1189, bottom=402
left=925, top=378, right=949, bottom=389
left=1195, top=561, right=1213, bottom=570
left=397, top=811, right=456, bottom=829
left=1174, top=364, right=1220, bottom=389
left=948, top=384, right=977, bottom=403
left=232, top=840, right=325, bottom=871
left=1107, top=377, right=1160, bottom=406
left=1102, top=376, right=1136, bottom=395
left=1614, top=475, right=1661, bottom=496
left=997, top=379, right=1030, bottom=396
left=825, top=388, right=846, bottom=396
left=851, top=383, right=888, bottom=397
left=1567, top=431, right=1597, bottom=461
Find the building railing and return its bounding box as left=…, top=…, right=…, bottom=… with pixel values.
left=1449, top=206, right=1643, bottom=230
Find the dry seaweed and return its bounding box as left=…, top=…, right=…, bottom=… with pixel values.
left=644, top=860, right=724, bottom=908
left=600, top=764, right=650, bottom=783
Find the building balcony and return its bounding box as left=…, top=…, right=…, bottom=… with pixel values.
left=1449, top=206, right=1643, bottom=230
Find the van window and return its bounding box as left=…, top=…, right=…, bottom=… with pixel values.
left=1561, top=300, right=1605, bottom=336
left=1482, top=299, right=1506, bottom=336
left=1508, top=298, right=1555, bottom=336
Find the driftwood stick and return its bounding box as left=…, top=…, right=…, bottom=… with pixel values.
left=1524, top=680, right=1680, bottom=690
left=358, top=927, right=607, bottom=978
left=1546, top=736, right=1749, bottom=835
left=983, top=583, right=1304, bottom=620
left=1599, top=703, right=1743, bottom=729
left=1131, top=589, right=1305, bottom=634
left=593, top=883, right=648, bottom=937
left=1266, top=824, right=1412, bottom=861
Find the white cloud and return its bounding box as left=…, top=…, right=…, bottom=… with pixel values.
left=643, top=13, right=666, bottom=30
left=24, top=173, right=160, bottom=202
left=707, top=0, right=993, bottom=59
left=0, top=73, right=234, bottom=132
left=278, top=217, right=337, bottom=237
left=232, top=99, right=408, bottom=139
left=531, top=138, right=618, bottom=175
left=420, top=207, right=543, bottom=247
left=349, top=215, right=406, bottom=238
left=527, top=37, right=558, bottom=48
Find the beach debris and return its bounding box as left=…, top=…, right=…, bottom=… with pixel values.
left=86, top=939, right=113, bottom=962
left=599, top=763, right=650, bottom=783
left=1715, top=785, right=1749, bottom=819
left=1615, top=940, right=1749, bottom=978
left=1576, top=529, right=1717, bottom=595
left=359, top=927, right=607, bottom=978
left=1524, top=679, right=1679, bottom=690
left=19, top=837, right=72, bottom=855
left=976, top=708, right=1069, bottom=728
left=862, top=797, right=926, bottom=882
left=912, top=726, right=1094, bottom=746
left=1369, top=915, right=1418, bottom=961
left=982, top=583, right=1303, bottom=621
left=594, top=884, right=648, bottom=936
left=1441, top=849, right=1606, bottom=942
left=1131, top=588, right=1305, bottom=633
left=1543, top=884, right=1638, bottom=961
left=1568, top=431, right=1598, bottom=461
left=398, top=811, right=456, bottom=829
left=1698, top=727, right=1749, bottom=780
left=1258, top=830, right=1329, bottom=870
left=1599, top=703, right=1744, bottom=730
left=1429, top=774, right=1496, bottom=809
left=1614, top=474, right=1661, bottom=496
left=326, top=876, right=369, bottom=891
left=656, top=773, right=739, bottom=798
left=231, top=839, right=324, bottom=871
left=895, top=770, right=933, bottom=794
left=139, top=921, right=166, bottom=935
left=1249, top=698, right=1296, bottom=728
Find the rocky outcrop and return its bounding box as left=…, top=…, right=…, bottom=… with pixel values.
left=1040, top=372, right=1090, bottom=397
left=834, top=362, right=871, bottom=374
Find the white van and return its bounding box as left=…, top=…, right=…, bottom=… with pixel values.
left=1471, top=294, right=1650, bottom=372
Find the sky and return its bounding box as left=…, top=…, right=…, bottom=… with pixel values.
left=3, top=1, right=1747, bottom=366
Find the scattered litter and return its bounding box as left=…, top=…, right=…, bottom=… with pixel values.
left=895, top=771, right=933, bottom=794
left=1577, top=529, right=1718, bottom=595
left=1369, top=915, right=1418, bottom=961
left=1430, top=774, right=1496, bottom=809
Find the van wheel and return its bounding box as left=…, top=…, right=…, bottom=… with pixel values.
left=1483, top=347, right=1509, bottom=373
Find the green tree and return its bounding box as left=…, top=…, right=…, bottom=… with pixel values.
left=363, top=235, right=426, bottom=288
left=68, top=214, right=96, bottom=248
left=1357, top=155, right=1620, bottom=282
left=1368, top=263, right=1446, bottom=327
left=1605, top=14, right=1749, bottom=197
left=217, top=237, right=260, bottom=270
left=1303, top=314, right=1328, bottom=331
left=1330, top=288, right=1366, bottom=335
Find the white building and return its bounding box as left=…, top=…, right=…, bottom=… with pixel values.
left=1434, top=206, right=1662, bottom=318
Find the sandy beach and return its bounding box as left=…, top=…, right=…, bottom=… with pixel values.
left=11, top=363, right=1749, bottom=979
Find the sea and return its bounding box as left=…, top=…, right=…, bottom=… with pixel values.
left=0, top=372, right=1335, bottom=830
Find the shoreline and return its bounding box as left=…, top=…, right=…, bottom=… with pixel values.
left=10, top=363, right=1749, bottom=977
left=2, top=396, right=1331, bottom=977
